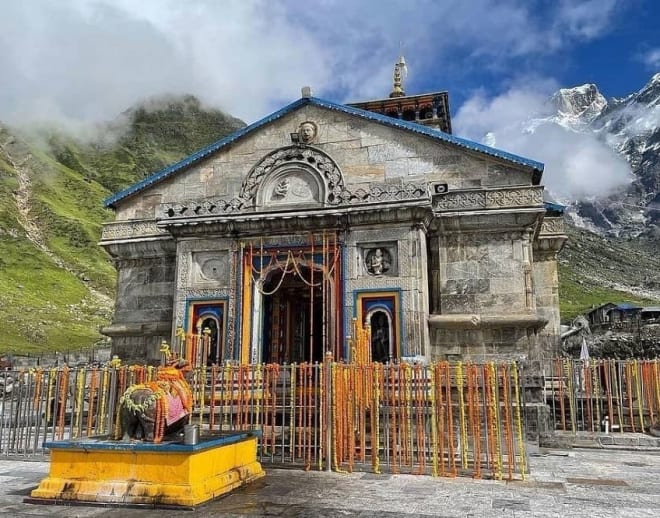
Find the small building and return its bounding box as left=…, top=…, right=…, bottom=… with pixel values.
left=608, top=303, right=643, bottom=323
left=641, top=306, right=660, bottom=322
left=586, top=302, right=645, bottom=330
left=585, top=303, right=618, bottom=328
left=99, top=59, right=566, bottom=365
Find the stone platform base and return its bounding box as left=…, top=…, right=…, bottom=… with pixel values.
left=28, top=431, right=264, bottom=508
left=539, top=431, right=660, bottom=451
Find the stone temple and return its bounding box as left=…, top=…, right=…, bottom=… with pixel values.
left=100, top=59, right=566, bottom=365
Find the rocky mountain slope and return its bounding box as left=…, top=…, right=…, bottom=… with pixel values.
left=0, top=96, right=244, bottom=355
left=558, top=224, right=660, bottom=319
left=528, top=74, right=660, bottom=319
left=550, top=74, right=660, bottom=238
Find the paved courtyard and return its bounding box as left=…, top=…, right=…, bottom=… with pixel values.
left=1, top=447, right=659, bottom=517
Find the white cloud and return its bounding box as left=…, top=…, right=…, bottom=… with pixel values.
left=641, top=48, right=660, bottom=69
left=453, top=80, right=632, bottom=200
left=556, top=0, right=619, bottom=39
left=0, top=0, right=622, bottom=127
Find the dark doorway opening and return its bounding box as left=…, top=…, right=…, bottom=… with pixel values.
left=370, top=311, right=391, bottom=363
left=262, top=266, right=325, bottom=364
left=198, top=317, right=221, bottom=365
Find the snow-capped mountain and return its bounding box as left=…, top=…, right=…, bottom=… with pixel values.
left=546, top=74, right=660, bottom=239
left=550, top=84, right=607, bottom=129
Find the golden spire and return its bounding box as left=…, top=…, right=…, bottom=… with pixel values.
left=389, top=54, right=407, bottom=98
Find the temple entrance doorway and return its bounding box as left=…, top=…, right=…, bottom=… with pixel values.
left=261, top=267, right=325, bottom=364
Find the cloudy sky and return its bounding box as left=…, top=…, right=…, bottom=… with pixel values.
left=1, top=0, right=658, bottom=198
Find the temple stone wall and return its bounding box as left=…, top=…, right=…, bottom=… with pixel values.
left=434, top=231, right=532, bottom=316
left=101, top=239, right=176, bottom=364
left=429, top=327, right=536, bottom=361
left=427, top=229, right=540, bottom=361
left=532, top=219, right=566, bottom=358
left=173, top=238, right=235, bottom=330
left=112, top=105, right=534, bottom=222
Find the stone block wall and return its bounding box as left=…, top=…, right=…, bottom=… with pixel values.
left=431, top=230, right=533, bottom=316
left=101, top=239, right=176, bottom=364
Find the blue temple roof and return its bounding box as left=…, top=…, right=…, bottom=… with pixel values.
left=104, top=96, right=545, bottom=208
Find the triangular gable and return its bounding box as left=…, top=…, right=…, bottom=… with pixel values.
left=104, top=96, right=544, bottom=208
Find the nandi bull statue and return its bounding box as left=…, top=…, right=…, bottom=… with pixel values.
left=114, top=344, right=194, bottom=443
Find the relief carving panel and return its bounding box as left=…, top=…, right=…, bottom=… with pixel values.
left=193, top=251, right=230, bottom=284
left=433, top=186, right=543, bottom=211
left=101, top=220, right=168, bottom=241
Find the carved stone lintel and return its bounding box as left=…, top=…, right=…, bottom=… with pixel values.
left=163, top=206, right=431, bottom=238
left=540, top=217, right=565, bottom=235
left=433, top=186, right=543, bottom=212
left=114, top=256, right=173, bottom=270
left=101, top=220, right=168, bottom=241
left=160, top=181, right=430, bottom=221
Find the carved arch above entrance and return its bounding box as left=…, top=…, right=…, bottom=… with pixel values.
left=239, top=146, right=345, bottom=210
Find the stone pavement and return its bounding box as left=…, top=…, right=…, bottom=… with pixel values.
left=1, top=447, right=659, bottom=517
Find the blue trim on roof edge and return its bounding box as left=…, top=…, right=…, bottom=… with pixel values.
left=544, top=201, right=566, bottom=213
left=104, top=96, right=545, bottom=208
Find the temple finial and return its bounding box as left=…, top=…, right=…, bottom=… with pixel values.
left=389, top=52, right=407, bottom=98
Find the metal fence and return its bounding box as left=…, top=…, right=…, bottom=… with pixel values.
left=542, top=359, right=660, bottom=433
left=0, top=361, right=528, bottom=480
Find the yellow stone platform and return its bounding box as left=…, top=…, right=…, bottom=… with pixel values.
left=29, top=431, right=264, bottom=508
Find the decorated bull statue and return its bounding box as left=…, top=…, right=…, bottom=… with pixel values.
left=115, top=359, right=193, bottom=443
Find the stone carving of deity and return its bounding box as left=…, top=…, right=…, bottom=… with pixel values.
left=366, top=248, right=391, bottom=276
left=269, top=175, right=315, bottom=203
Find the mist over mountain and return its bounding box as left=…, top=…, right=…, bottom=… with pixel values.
left=540, top=74, right=660, bottom=240
left=0, top=95, right=244, bottom=355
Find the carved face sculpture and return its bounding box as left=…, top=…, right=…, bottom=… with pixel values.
left=299, top=121, right=317, bottom=143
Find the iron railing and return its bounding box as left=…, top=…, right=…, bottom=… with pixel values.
left=543, top=358, right=660, bottom=434
left=0, top=361, right=532, bottom=480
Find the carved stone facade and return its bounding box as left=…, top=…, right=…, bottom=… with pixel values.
left=101, top=97, right=566, bottom=364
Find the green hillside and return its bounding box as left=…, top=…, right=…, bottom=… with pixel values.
left=0, top=96, right=244, bottom=355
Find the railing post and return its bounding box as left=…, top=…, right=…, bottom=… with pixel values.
left=325, top=350, right=333, bottom=472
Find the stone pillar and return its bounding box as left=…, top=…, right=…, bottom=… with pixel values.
left=533, top=217, right=567, bottom=359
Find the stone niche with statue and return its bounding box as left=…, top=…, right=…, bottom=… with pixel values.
left=99, top=84, right=566, bottom=367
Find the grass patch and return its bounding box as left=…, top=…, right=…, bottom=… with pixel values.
left=559, top=263, right=656, bottom=320
left=0, top=236, right=108, bottom=355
